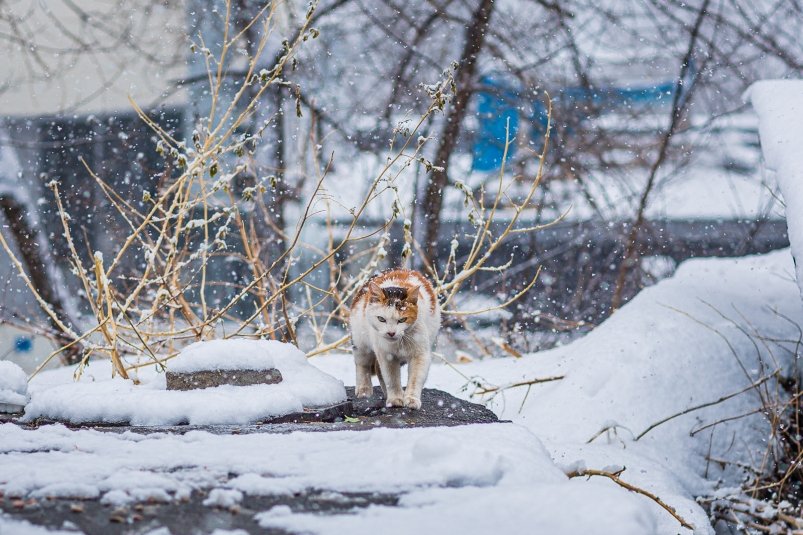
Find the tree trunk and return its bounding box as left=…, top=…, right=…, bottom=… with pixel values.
left=0, top=195, right=82, bottom=363
left=421, top=0, right=495, bottom=266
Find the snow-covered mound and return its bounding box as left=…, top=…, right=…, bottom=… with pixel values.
left=0, top=361, right=27, bottom=412
left=23, top=340, right=346, bottom=425
left=747, top=80, right=803, bottom=298
left=170, top=338, right=287, bottom=373
left=431, top=250, right=800, bottom=482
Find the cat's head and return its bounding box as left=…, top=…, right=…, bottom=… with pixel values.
left=365, top=282, right=420, bottom=341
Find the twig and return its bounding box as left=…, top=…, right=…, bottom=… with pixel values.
left=472, top=374, right=565, bottom=396
left=567, top=467, right=694, bottom=531
left=636, top=373, right=774, bottom=441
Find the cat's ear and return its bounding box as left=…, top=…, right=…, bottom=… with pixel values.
left=368, top=281, right=383, bottom=301
left=406, top=285, right=421, bottom=303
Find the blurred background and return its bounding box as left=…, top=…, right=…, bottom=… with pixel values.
left=0, top=0, right=800, bottom=370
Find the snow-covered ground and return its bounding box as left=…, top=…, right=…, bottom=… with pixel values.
left=2, top=247, right=800, bottom=534
left=0, top=421, right=687, bottom=534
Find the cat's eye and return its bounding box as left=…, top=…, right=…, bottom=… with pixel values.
left=377, top=316, right=386, bottom=323
left=398, top=317, right=407, bottom=323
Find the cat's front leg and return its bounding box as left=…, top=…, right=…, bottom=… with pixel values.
left=404, top=351, right=432, bottom=410
left=353, top=347, right=375, bottom=398
left=376, top=354, right=404, bottom=407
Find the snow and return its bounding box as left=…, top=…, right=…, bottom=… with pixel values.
left=747, top=80, right=803, bottom=299
left=320, top=112, right=781, bottom=228
left=203, top=488, right=244, bottom=509
left=21, top=341, right=346, bottom=425
left=0, top=422, right=698, bottom=534
left=171, top=338, right=294, bottom=373
left=3, top=424, right=551, bottom=497
left=0, top=514, right=74, bottom=535
left=0, top=125, right=82, bottom=331
left=0, top=360, right=27, bottom=411
left=431, top=250, right=800, bottom=479
left=256, top=483, right=661, bottom=535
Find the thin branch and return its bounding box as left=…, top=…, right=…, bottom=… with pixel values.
left=567, top=467, right=694, bottom=531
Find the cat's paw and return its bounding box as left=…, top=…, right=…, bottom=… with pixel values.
left=403, top=396, right=422, bottom=410
left=355, top=385, right=373, bottom=398
left=386, top=396, right=404, bottom=407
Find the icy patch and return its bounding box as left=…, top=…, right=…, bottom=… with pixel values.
left=0, top=360, right=27, bottom=411
left=23, top=341, right=346, bottom=425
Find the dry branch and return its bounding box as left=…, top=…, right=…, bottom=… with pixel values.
left=471, top=375, right=565, bottom=397
left=636, top=373, right=774, bottom=441
left=567, top=467, right=694, bottom=531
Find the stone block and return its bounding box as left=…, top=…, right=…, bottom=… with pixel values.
left=165, top=369, right=283, bottom=391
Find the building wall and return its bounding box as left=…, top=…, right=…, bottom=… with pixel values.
left=0, top=0, right=188, bottom=117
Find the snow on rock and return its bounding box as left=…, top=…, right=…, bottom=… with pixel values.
left=0, top=360, right=27, bottom=411
left=747, top=80, right=803, bottom=298
left=170, top=339, right=286, bottom=373
left=22, top=340, right=346, bottom=425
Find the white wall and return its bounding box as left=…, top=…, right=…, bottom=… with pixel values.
left=0, top=0, right=188, bottom=117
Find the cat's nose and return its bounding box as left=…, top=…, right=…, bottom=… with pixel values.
left=387, top=331, right=396, bottom=338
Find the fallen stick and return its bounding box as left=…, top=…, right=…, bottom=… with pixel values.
left=566, top=467, right=694, bottom=531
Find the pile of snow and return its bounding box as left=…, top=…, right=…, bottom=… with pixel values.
left=0, top=422, right=704, bottom=533
left=170, top=339, right=284, bottom=373
left=747, top=80, right=803, bottom=298
left=22, top=340, right=346, bottom=425
left=0, top=361, right=27, bottom=412
left=429, top=250, right=800, bottom=481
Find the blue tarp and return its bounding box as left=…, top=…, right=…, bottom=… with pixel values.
left=472, top=74, right=521, bottom=172
left=472, top=64, right=694, bottom=171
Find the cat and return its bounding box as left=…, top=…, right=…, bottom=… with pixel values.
left=349, top=269, right=441, bottom=410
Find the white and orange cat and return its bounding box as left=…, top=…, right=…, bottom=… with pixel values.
left=349, top=269, right=441, bottom=410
